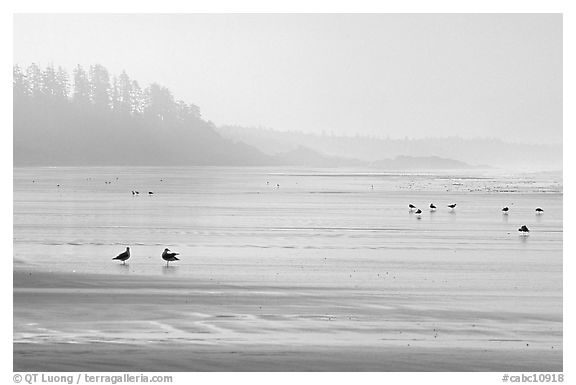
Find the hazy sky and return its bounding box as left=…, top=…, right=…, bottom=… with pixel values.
left=14, top=14, right=562, bottom=144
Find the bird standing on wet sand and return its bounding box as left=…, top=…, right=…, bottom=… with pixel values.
left=415, top=208, right=422, bottom=218
left=502, top=207, right=509, bottom=214
left=536, top=208, right=544, bottom=214
left=518, top=225, right=530, bottom=235
left=408, top=204, right=416, bottom=211
left=429, top=203, right=436, bottom=211
left=447, top=204, right=457, bottom=210
left=162, top=248, right=180, bottom=266
left=113, top=247, right=130, bottom=264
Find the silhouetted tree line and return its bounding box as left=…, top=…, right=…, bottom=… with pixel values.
left=14, top=63, right=201, bottom=123
left=14, top=63, right=272, bottom=166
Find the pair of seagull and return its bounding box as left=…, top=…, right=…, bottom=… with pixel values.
left=131, top=191, right=154, bottom=195
left=113, top=247, right=180, bottom=266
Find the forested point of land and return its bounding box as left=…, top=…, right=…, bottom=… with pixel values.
left=13, top=63, right=273, bottom=166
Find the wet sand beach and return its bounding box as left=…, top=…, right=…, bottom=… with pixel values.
left=14, top=268, right=561, bottom=371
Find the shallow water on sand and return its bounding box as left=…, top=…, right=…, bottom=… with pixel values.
left=14, top=167, right=562, bottom=283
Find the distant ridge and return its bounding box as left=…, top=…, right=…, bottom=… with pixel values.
left=271, top=146, right=479, bottom=170
left=372, top=155, right=479, bottom=170
left=216, top=125, right=562, bottom=171
left=273, top=146, right=364, bottom=168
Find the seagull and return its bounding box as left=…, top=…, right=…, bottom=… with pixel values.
left=408, top=204, right=416, bottom=211
left=113, top=247, right=130, bottom=264
left=535, top=207, right=544, bottom=214
left=148, top=191, right=154, bottom=195
left=502, top=207, right=509, bottom=214
left=447, top=204, right=457, bottom=210
left=518, top=225, right=530, bottom=235
left=429, top=203, right=436, bottom=211
left=162, top=248, right=180, bottom=266
left=415, top=208, right=422, bottom=218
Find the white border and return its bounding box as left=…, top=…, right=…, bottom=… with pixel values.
left=2, top=2, right=572, bottom=384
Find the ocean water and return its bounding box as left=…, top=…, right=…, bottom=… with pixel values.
left=13, top=166, right=562, bottom=290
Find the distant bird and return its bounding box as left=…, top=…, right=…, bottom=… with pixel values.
left=408, top=204, right=416, bottom=211
left=162, top=248, right=180, bottom=266
left=131, top=191, right=136, bottom=196
left=148, top=191, right=154, bottom=195
left=502, top=207, right=509, bottom=214
left=536, top=207, right=544, bottom=214
left=429, top=203, right=436, bottom=211
left=447, top=204, right=457, bottom=210
left=113, top=247, right=130, bottom=264
left=415, top=209, right=422, bottom=218
left=135, top=191, right=139, bottom=195
left=518, top=225, right=530, bottom=234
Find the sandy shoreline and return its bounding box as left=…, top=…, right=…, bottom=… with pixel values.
left=14, top=269, right=562, bottom=371
left=13, top=343, right=561, bottom=372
